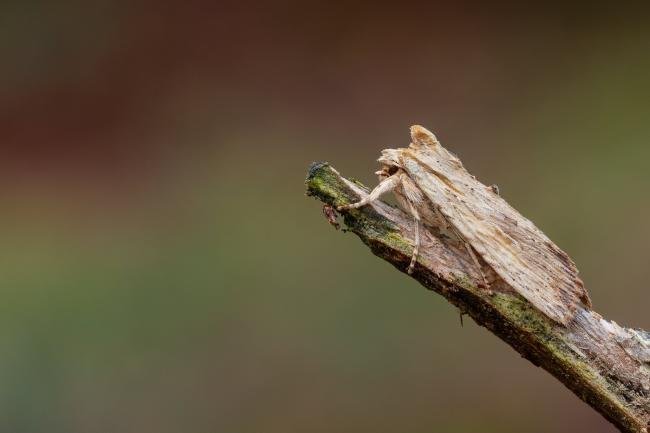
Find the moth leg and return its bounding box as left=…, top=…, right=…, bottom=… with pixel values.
left=462, top=240, right=491, bottom=292
left=438, top=210, right=491, bottom=292
left=337, top=175, right=399, bottom=211
left=406, top=200, right=421, bottom=275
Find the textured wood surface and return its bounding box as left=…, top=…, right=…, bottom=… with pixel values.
left=306, top=162, right=650, bottom=433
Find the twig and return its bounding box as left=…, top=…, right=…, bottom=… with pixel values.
left=306, top=162, right=650, bottom=433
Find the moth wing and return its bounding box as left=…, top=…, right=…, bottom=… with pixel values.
left=401, top=126, right=591, bottom=325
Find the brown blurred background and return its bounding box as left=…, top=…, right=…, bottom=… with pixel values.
left=1, top=1, right=649, bottom=432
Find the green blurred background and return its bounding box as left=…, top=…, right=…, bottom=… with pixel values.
left=1, top=2, right=648, bottom=432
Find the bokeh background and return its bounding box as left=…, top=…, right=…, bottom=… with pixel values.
left=1, top=1, right=649, bottom=432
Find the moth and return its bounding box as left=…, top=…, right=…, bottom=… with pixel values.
left=338, top=125, right=592, bottom=325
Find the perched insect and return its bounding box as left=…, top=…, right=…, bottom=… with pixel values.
left=337, top=125, right=592, bottom=325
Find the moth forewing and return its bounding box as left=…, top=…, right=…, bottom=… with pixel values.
left=339, top=125, right=591, bottom=326
left=400, top=127, right=591, bottom=325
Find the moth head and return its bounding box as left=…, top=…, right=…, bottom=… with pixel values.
left=410, top=125, right=439, bottom=148
left=376, top=149, right=402, bottom=179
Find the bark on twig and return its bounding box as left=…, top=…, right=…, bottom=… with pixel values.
left=305, top=162, right=650, bottom=433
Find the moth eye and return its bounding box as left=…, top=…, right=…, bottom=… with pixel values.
left=387, top=166, right=399, bottom=175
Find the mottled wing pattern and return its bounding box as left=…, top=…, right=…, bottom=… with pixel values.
left=401, top=126, right=591, bottom=325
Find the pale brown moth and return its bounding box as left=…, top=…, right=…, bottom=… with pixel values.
left=338, top=125, right=592, bottom=325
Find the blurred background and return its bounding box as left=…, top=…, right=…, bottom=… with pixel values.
left=1, top=1, right=648, bottom=432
